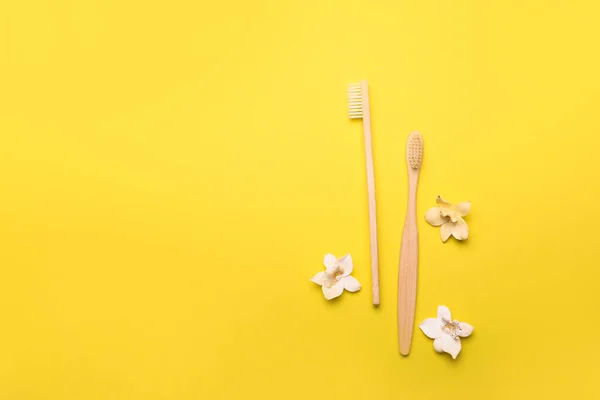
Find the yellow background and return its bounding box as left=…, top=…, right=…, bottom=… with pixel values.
left=1, top=0, right=599, bottom=399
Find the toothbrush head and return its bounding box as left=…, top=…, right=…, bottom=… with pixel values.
left=407, top=131, right=423, bottom=169
left=348, top=81, right=368, bottom=119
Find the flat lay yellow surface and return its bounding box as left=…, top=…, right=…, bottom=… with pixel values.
left=1, top=1, right=600, bottom=399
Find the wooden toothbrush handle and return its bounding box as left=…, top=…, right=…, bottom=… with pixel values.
left=398, top=172, right=419, bottom=355
left=361, top=81, right=379, bottom=307
left=363, top=124, right=379, bottom=306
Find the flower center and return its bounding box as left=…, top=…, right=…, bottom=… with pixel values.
left=441, top=209, right=459, bottom=223
left=325, top=268, right=344, bottom=288
left=441, top=317, right=462, bottom=340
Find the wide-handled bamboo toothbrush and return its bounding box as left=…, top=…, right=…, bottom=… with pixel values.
left=398, top=131, right=423, bottom=355
left=348, top=81, right=379, bottom=306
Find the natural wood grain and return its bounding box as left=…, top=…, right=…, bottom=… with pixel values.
left=360, top=80, right=379, bottom=306
left=398, top=134, right=422, bottom=355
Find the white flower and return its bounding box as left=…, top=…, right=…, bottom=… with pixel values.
left=310, top=254, right=361, bottom=300
left=425, top=195, right=470, bottom=242
left=419, top=305, right=474, bottom=359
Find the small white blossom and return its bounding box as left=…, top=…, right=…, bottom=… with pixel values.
left=425, top=196, right=470, bottom=242
left=419, top=305, right=474, bottom=359
left=311, top=254, right=361, bottom=300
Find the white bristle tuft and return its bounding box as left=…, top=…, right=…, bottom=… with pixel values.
left=347, top=83, right=363, bottom=119
left=406, top=131, right=423, bottom=169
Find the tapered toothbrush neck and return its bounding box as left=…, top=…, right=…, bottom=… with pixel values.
left=407, top=169, right=419, bottom=211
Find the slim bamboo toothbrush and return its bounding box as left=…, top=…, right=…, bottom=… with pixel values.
left=348, top=80, right=379, bottom=306
left=398, top=131, right=423, bottom=355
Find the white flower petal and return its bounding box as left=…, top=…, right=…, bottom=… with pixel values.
left=342, top=276, right=360, bottom=292
left=322, top=281, right=344, bottom=300
left=425, top=207, right=447, bottom=226
left=440, top=223, right=452, bottom=242
left=455, top=202, right=471, bottom=217
left=337, top=254, right=353, bottom=276
left=441, top=335, right=462, bottom=359
left=459, top=322, right=474, bottom=337
left=310, top=271, right=326, bottom=286
left=324, top=254, right=337, bottom=270
left=437, top=305, right=451, bottom=320
left=436, top=195, right=452, bottom=208
left=450, top=217, right=469, bottom=240
left=433, top=338, right=443, bottom=353
left=419, top=318, right=443, bottom=339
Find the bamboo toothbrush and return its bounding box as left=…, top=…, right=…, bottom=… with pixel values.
left=348, top=81, right=379, bottom=306
left=398, top=131, right=423, bottom=355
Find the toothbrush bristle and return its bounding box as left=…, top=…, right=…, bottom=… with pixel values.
left=347, top=83, right=363, bottom=119
left=407, top=131, right=423, bottom=169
